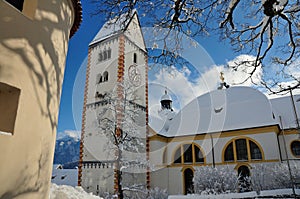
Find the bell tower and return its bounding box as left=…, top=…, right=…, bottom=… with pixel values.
left=78, top=10, right=149, bottom=197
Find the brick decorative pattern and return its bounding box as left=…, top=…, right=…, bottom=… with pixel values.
left=78, top=47, right=92, bottom=186
left=144, top=53, right=150, bottom=190
left=114, top=34, right=125, bottom=194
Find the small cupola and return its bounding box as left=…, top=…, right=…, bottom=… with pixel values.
left=160, top=90, right=172, bottom=110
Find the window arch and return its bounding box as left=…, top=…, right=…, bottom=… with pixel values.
left=103, top=50, right=107, bottom=60
left=223, top=138, right=263, bottom=163
left=173, top=143, right=205, bottom=164
left=183, top=167, right=194, bottom=194
left=98, top=52, right=103, bottom=62
left=291, top=140, right=300, bottom=157
left=107, top=48, right=112, bottom=59
left=103, top=71, right=108, bottom=82
left=237, top=165, right=251, bottom=192
left=96, top=74, right=102, bottom=84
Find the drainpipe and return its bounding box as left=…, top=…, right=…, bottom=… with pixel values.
left=289, top=88, right=300, bottom=137
left=279, top=116, right=296, bottom=198
left=276, top=131, right=283, bottom=162
left=210, top=134, right=215, bottom=168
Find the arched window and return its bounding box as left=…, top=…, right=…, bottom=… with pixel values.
left=250, top=140, right=262, bottom=160
left=103, top=50, right=107, bottom=60
left=103, top=71, right=108, bottom=82
left=174, top=147, right=181, bottom=164
left=223, top=138, right=262, bottom=162
left=96, top=74, right=102, bottom=84
left=107, top=48, right=112, bottom=59
left=184, top=168, right=194, bottom=194
left=236, top=139, right=247, bottom=161
left=194, top=145, right=204, bottom=163
left=291, top=140, right=300, bottom=156
left=133, top=53, right=137, bottom=64
left=224, top=142, right=234, bottom=162
left=98, top=52, right=103, bottom=62
left=238, top=165, right=251, bottom=192
left=173, top=143, right=205, bottom=164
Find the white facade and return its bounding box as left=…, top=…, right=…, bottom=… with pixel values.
left=149, top=88, right=300, bottom=195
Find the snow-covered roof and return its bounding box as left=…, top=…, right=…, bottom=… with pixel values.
left=270, top=94, right=300, bottom=129
left=51, top=168, right=78, bottom=187
left=90, top=10, right=137, bottom=46
left=155, top=86, right=278, bottom=137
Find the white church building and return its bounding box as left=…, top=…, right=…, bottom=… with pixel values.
left=78, top=10, right=300, bottom=196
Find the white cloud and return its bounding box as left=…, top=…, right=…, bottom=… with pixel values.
left=57, top=130, right=81, bottom=142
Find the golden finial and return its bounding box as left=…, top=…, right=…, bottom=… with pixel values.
left=220, top=72, right=225, bottom=83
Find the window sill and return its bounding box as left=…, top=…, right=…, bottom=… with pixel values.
left=0, top=131, right=13, bottom=136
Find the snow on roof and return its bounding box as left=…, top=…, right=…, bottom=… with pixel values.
left=156, top=86, right=277, bottom=137
left=89, top=10, right=137, bottom=46
left=51, top=169, right=78, bottom=187
left=50, top=183, right=102, bottom=199
left=270, top=94, right=300, bottom=129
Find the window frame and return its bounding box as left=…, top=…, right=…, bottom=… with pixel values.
left=173, top=143, right=205, bottom=165
left=223, top=137, right=263, bottom=163
left=4, top=0, right=37, bottom=19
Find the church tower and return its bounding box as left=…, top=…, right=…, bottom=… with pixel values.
left=78, top=11, right=149, bottom=196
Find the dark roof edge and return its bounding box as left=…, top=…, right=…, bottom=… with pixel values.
left=155, top=124, right=280, bottom=139
left=70, top=0, right=82, bottom=38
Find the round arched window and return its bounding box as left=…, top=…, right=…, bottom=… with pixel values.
left=291, top=140, right=300, bottom=156
left=173, top=143, right=205, bottom=164
left=224, top=138, right=262, bottom=162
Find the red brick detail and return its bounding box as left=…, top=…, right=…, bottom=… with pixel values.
left=145, top=54, right=150, bottom=189
left=114, top=34, right=125, bottom=194
left=78, top=47, right=92, bottom=186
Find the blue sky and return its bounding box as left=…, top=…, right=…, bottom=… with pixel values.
left=57, top=1, right=251, bottom=134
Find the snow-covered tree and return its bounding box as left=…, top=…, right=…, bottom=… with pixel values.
left=91, top=0, right=300, bottom=94
left=96, top=81, right=147, bottom=199
left=251, top=162, right=300, bottom=191
left=193, top=166, right=238, bottom=194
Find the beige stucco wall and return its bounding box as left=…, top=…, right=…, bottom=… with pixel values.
left=0, top=0, right=74, bottom=198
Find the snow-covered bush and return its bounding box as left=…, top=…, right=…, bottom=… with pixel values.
left=193, top=166, right=238, bottom=194
left=251, top=162, right=300, bottom=191
left=97, top=187, right=168, bottom=199
left=50, top=183, right=102, bottom=199
left=147, top=187, right=168, bottom=199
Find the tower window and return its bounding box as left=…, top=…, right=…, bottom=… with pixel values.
left=96, top=74, right=102, bottom=84
left=0, top=82, right=21, bottom=135
left=108, top=48, right=111, bottom=59
left=98, top=48, right=112, bottom=63
left=103, top=50, right=107, bottom=60
left=133, top=53, right=137, bottom=64
left=103, top=71, right=108, bottom=82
